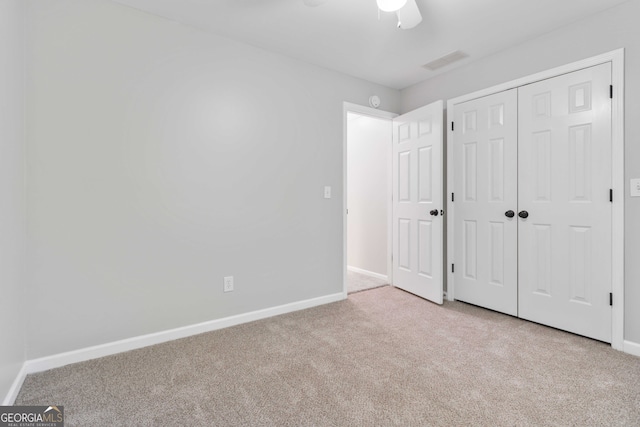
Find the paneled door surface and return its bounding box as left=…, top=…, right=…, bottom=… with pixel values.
left=518, top=63, right=612, bottom=342
left=453, top=89, right=519, bottom=316
left=392, top=100, right=444, bottom=304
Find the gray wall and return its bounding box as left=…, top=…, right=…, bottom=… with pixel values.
left=0, top=0, right=26, bottom=402
left=25, top=0, right=400, bottom=359
left=401, top=0, right=640, bottom=344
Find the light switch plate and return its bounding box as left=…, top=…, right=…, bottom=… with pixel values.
left=324, top=186, right=331, bottom=199
left=631, top=179, right=640, bottom=197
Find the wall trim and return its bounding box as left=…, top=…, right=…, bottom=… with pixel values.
left=6, top=292, right=636, bottom=405
left=347, top=265, right=388, bottom=282
left=24, top=292, right=345, bottom=376
left=446, top=48, right=625, bottom=351
left=623, top=340, right=640, bottom=358
left=2, top=363, right=28, bottom=405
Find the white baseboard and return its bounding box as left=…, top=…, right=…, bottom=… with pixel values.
left=623, top=340, right=640, bottom=357
left=2, top=362, right=28, bottom=405
left=25, top=292, right=345, bottom=376
left=10, top=290, right=634, bottom=403
left=347, top=266, right=388, bottom=282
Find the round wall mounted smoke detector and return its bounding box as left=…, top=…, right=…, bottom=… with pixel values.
left=369, top=95, right=381, bottom=109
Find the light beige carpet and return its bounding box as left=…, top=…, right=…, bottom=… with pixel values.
left=16, top=286, right=640, bottom=426
left=347, top=270, right=387, bottom=294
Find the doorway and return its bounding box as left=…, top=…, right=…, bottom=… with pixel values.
left=342, top=100, right=446, bottom=303
left=345, top=110, right=392, bottom=293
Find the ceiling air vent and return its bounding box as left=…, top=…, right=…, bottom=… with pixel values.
left=422, top=51, right=468, bottom=71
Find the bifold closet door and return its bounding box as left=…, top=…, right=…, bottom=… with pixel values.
left=453, top=89, right=518, bottom=316
left=518, top=63, right=612, bottom=343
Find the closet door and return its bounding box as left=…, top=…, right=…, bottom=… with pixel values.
left=518, top=63, right=612, bottom=342
left=453, top=90, right=518, bottom=315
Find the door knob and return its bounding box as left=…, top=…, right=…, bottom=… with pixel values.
left=505, top=210, right=515, bottom=218
left=430, top=209, right=439, bottom=216
left=518, top=210, right=529, bottom=219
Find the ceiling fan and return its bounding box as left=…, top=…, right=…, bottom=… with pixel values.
left=302, top=0, right=423, bottom=30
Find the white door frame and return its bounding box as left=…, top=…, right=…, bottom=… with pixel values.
left=446, top=49, right=625, bottom=350
left=343, top=102, right=398, bottom=297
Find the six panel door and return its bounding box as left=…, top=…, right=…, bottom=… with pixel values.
left=450, top=63, right=613, bottom=343
left=518, top=63, right=612, bottom=342
left=392, top=100, right=444, bottom=304
left=453, top=89, right=519, bottom=316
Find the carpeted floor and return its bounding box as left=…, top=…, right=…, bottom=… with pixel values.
left=347, top=270, right=388, bottom=294
left=16, top=286, right=640, bottom=426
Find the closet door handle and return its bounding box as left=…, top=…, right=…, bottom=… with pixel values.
left=505, top=210, right=515, bottom=218
left=518, top=210, right=529, bottom=219
left=430, top=209, right=439, bottom=216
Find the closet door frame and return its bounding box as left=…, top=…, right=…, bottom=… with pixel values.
left=446, top=49, right=625, bottom=351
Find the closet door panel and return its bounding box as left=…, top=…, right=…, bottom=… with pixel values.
left=453, top=89, right=518, bottom=316
left=518, top=63, right=612, bottom=343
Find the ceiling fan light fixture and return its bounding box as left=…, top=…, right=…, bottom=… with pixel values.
left=377, top=0, right=407, bottom=13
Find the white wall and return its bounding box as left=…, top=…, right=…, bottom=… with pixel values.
left=0, top=0, right=26, bottom=402
left=347, top=113, right=390, bottom=277
left=25, top=0, right=400, bottom=359
left=401, top=0, right=640, bottom=344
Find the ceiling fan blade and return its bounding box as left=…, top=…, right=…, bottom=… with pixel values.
left=396, top=0, right=422, bottom=29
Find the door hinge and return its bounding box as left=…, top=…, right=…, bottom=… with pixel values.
left=610, top=292, right=613, bottom=306
left=610, top=189, right=613, bottom=203
left=451, top=193, right=455, bottom=202
left=451, top=264, right=455, bottom=273
left=610, top=85, right=613, bottom=99
left=451, top=122, right=454, bottom=131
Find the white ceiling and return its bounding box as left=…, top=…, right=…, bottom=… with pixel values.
left=111, top=0, right=630, bottom=90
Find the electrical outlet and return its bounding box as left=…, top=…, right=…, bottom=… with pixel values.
left=223, top=276, right=234, bottom=292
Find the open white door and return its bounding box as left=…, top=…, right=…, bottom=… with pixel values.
left=392, top=101, right=444, bottom=304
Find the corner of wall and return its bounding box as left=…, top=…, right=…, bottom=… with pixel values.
left=0, top=0, right=28, bottom=405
